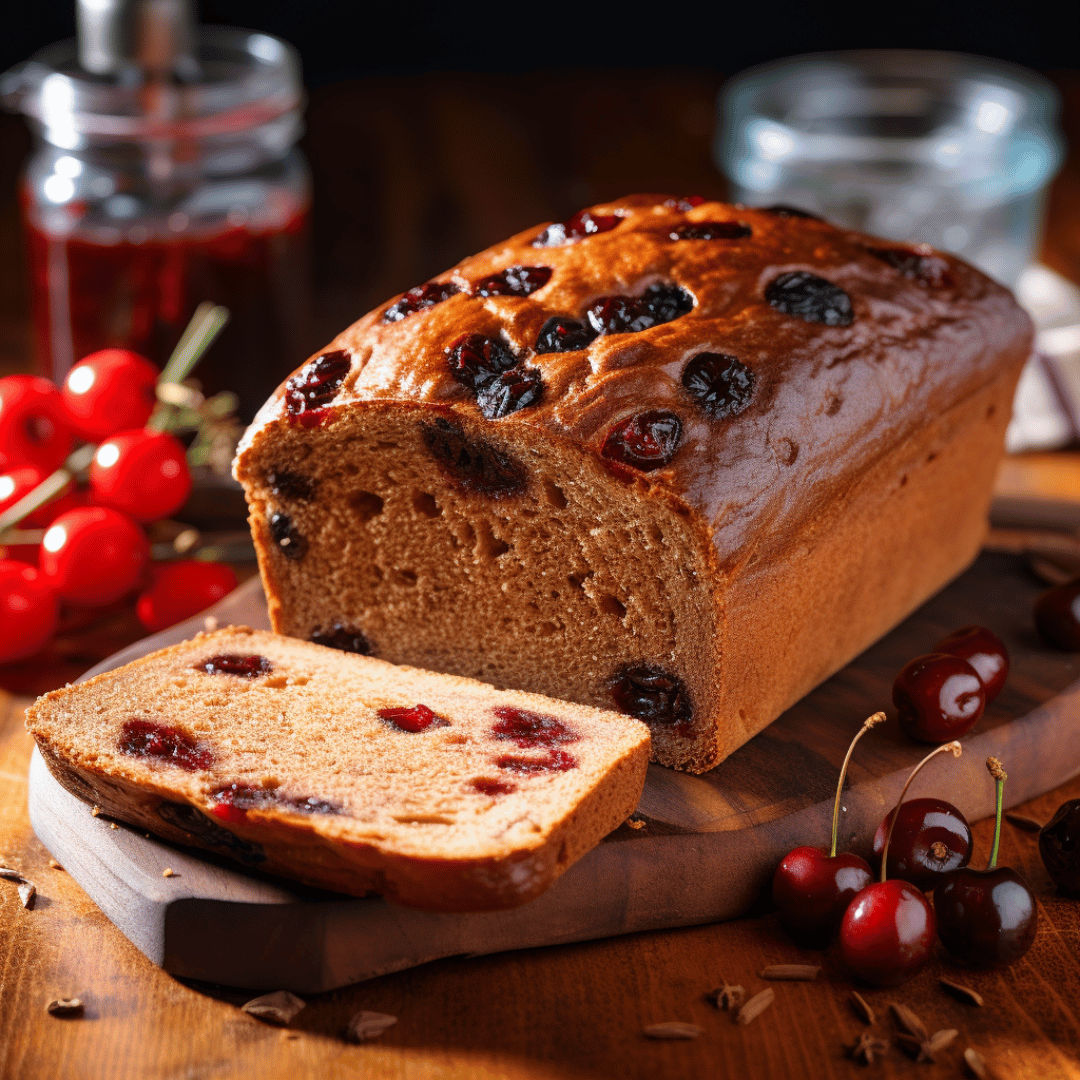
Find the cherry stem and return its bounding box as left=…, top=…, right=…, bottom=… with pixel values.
left=987, top=756, right=1007, bottom=871
left=880, top=740, right=962, bottom=883
left=0, top=443, right=94, bottom=537
left=829, top=711, right=886, bottom=858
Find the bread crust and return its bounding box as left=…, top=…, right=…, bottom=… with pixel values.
left=234, top=196, right=1032, bottom=771
left=26, top=628, right=650, bottom=911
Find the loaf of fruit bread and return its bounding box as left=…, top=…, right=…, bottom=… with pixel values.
left=233, top=194, right=1033, bottom=773
left=25, top=627, right=650, bottom=911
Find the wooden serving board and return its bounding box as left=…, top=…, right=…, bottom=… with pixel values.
left=27, top=550, right=1080, bottom=992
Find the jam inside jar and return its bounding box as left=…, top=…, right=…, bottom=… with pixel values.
left=6, top=27, right=312, bottom=421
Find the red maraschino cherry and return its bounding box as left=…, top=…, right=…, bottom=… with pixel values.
left=772, top=711, right=883, bottom=945
left=839, top=740, right=962, bottom=986
left=936, top=757, right=1038, bottom=967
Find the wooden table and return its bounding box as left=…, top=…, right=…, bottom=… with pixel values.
left=2, top=69, right=1080, bottom=1080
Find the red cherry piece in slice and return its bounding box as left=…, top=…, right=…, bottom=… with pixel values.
left=39, top=507, right=150, bottom=605
left=839, top=879, right=937, bottom=987
left=491, top=706, right=578, bottom=747
left=0, top=559, right=59, bottom=663
left=90, top=430, right=192, bottom=523
left=933, top=625, right=1009, bottom=702
left=378, top=704, right=442, bottom=732
left=893, top=653, right=985, bottom=743
left=135, top=560, right=238, bottom=633
left=601, top=412, right=682, bottom=472
left=872, top=796, right=972, bottom=891
left=62, top=349, right=158, bottom=442
left=1033, top=578, right=1080, bottom=651
left=200, top=654, right=273, bottom=677
left=119, top=718, right=213, bottom=771
left=0, top=376, right=73, bottom=473
left=473, top=266, right=552, bottom=297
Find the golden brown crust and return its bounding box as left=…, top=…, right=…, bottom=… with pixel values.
left=234, top=195, right=1033, bottom=772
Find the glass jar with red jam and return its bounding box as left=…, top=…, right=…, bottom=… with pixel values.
left=2, top=27, right=311, bottom=420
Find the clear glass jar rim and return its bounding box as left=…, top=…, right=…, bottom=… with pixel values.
left=1, top=26, right=302, bottom=140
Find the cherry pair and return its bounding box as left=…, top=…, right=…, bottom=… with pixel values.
left=893, top=625, right=1008, bottom=743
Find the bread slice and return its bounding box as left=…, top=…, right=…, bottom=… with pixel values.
left=26, top=627, right=650, bottom=911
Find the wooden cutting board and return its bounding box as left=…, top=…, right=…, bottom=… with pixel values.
left=27, top=550, right=1080, bottom=992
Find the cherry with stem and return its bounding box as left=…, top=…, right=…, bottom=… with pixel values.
left=839, top=740, right=962, bottom=987
left=772, top=711, right=884, bottom=946
left=936, top=757, right=1038, bottom=967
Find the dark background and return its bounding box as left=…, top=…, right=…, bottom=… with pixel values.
left=2, top=0, right=1078, bottom=372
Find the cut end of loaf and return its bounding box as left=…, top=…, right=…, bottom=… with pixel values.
left=26, top=627, right=650, bottom=911
left=236, top=405, right=723, bottom=771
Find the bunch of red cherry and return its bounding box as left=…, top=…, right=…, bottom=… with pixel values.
left=0, top=349, right=237, bottom=666
left=773, top=624, right=1038, bottom=986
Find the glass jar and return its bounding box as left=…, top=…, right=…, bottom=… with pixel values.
left=2, top=27, right=310, bottom=421
left=718, top=50, right=1063, bottom=287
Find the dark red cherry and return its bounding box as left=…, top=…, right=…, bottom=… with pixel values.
left=209, top=782, right=339, bottom=824
left=534, top=316, right=596, bottom=354
left=610, top=664, right=692, bottom=729
left=936, top=866, right=1037, bottom=966
left=772, top=846, right=873, bottom=946
left=601, top=412, right=682, bottom=471
left=839, top=879, right=936, bottom=986
left=867, top=246, right=953, bottom=288
left=475, top=364, right=543, bottom=419
left=310, top=625, right=371, bottom=655
left=1033, top=578, right=1080, bottom=650
left=585, top=284, right=693, bottom=337
left=682, top=353, right=754, bottom=420
left=201, top=654, right=273, bottom=677
left=471, top=777, right=517, bottom=795
left=670, top=221, right=751, bottom=241
left=1039, top=798, right=1080, bottom=894
left=872, top=797, right=972, bottom=890
left=641, top=283, right=694, bottom=323
left=119, top=719, right=213, bottom=772
left=379, top=704, right=444, bottom=732
left=533, top=209, right=621, bottom=247
left=766, top=271, right=853, bottom=326
left=491, top=706, right=578, bottom=747
left=893, top=653, right=985, bottom=743
left=473, top=265, right=552, bottom=297
left=933, top=625, right=1009, bottom=702
left=421, top=417, right=527, bottom=497
left=284, top=351, right=351, bottom=415
left=383, top=280, right=459, bottom=322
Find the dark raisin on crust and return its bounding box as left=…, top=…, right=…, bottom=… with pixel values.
left=284, top=351, right=351, bottom=415
left=760, top=204, right=823, bottom=221
left=534, top=316, right=597, bottom=354
left=601, top=412, right=683, bottom=470
left=383, top=281, right=460, bottom=323
left=867, top=247, right=954, bottom=289
left=671, top=221, right=751, bottom=241
left=310, top=624, right=372, bottom=655
left=268, top=469, right=315, bottom=501
left=473, top=266, right=552, bottom=297
left=610, top=664, right=693, bottom=727
left=682, top=353, right=755, bottom=420
left=532, top=209, right=621, bottom=248
left=268, top=512, right=307, bottom=560
left=476, top=365, right=543, bottom=419
left=586, top=283, right=694, bottom=336
left=765, top=271, right=854, bottom=327
left=421, top=417, right=528, bottom=497
left=446, top=334, right=518, bottom=392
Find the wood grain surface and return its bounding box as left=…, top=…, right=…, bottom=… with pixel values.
left=0, top=67, right=1079, bottom=1080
